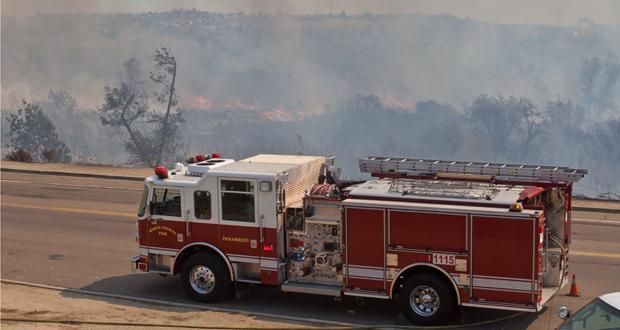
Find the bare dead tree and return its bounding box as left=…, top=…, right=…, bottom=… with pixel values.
left=98, top=58, right=155, bottom=166
left=150, top=47, right=180, bottom=165
left=468, top=94, right=547, bottom=161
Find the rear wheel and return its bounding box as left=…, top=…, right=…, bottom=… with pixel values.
left=181, top=253, right=230, bottom=302
left=400, top=272, right=454, bottom=325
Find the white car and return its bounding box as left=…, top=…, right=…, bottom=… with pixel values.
left=558, top=292, right=620, bottom=329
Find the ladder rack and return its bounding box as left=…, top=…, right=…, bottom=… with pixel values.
left=359, top=156, right=587, bottom=185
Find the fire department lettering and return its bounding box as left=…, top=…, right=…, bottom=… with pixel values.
left=148, top=226, right=177, bottom=237
left=222, top=236, right=250, bottom=243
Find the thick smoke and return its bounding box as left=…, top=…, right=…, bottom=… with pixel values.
left=1, top=10, right=619, bottom=197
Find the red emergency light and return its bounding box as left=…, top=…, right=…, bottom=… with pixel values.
left=211, top=152, right=221, bottom=159
left=154, top=165, right=168, bottom=179
left=195, top=154, right=206, bottom=162
left=263, top=244, right=273, bottom=252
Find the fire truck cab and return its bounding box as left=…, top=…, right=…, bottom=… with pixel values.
left=132, top=153, right=586, bottom=325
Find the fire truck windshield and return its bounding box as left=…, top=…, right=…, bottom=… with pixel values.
left=137, top=186, right=148, bottom=217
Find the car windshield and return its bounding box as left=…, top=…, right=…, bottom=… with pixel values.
left=560, top=298, right=620, bottom=330
left=137, top=186, right=148, bottom=217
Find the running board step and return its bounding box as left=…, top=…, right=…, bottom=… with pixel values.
left=281, top=282, right=342, bottom=297
left=344, top=289, right=390, bottom=299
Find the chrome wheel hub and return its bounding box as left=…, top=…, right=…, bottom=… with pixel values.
left=189, top=265, right=215, bottom=294
left=410, top=285, right=440, bottom=316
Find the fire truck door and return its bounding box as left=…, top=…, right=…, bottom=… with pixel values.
left=146, top=186, right=186, bottom=250
left=218, top=178, right=262, bottom=281
left=183, top=188, right=219, bottom=244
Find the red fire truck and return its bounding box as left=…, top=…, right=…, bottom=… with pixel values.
left=131, top=153, right=586, bottom=324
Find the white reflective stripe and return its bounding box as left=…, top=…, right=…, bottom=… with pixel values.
left=475, top=274, right=531, bottom=281
left=227, top=253, right=259, bottom=259
left=260, top=259, right=278, bottom=269
left=462, top=302, right=536, bottom=312
left=139, top=247, right=148, bottom=256
left=139, top=245, right=177, bottom=252
left=229, top=255, right=259, bottom=264
left=473, top=287, right=534, bottom=293
left=348, top=266, right=384, bottom=279
left=473, top=277, right=532, bottom=291
left=148, top=248, right=177, bottom=256
left=349, top=275, right=383, bottom=281
left=350, top=264, right=384, bottom=270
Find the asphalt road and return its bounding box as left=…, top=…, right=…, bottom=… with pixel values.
left=2, top=171, right=619, bottom=329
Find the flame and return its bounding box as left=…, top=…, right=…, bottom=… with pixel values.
left=193, top=95, right=214, bottom=109
left=380, top=95, right=414, bottom=109
left=259, top=108, right=294, bottom=121
left=220, top=100, right=256, bottom=111
left=191, top=95, right=306, bottom=122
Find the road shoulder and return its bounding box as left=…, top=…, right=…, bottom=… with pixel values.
left=0, top=281, right=308, bottom=329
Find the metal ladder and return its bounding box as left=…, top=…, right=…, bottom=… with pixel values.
left=359, top=156, right=587, bottom=184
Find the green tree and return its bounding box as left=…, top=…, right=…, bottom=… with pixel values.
left=5, top=100, right=71, bottom=163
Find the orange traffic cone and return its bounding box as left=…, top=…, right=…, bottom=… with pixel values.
left=568, top=274, right=580, bottom=297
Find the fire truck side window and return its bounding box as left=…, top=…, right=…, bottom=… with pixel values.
left=194, top=191, right=212, bottom=220
left=151, top=188, right=182, bottom=217
left=221, top=180, right=255, bottom=222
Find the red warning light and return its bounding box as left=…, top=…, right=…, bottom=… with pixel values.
left=211, top=152, right=221, bottom=159
left=154, top=166, right=168, bottom=179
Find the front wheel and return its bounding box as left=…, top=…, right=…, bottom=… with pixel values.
left=400, top=272, right=454, bottom=325
left=181, top=253, right=231, bottom=302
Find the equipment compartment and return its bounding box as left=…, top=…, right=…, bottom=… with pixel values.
left=285, top=198, right=343, bottom=286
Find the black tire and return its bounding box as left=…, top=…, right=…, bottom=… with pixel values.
left=400, top=272, right=454, bottom=325
left=181, top=252, right=231, bottom=302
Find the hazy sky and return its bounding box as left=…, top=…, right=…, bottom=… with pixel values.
left=1, top=0, right=619, bottom=26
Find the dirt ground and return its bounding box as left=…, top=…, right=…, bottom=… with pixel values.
left=0, top=282, right=312, bottom=329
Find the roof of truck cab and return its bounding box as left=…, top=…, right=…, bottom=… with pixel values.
left=240, top=154, right=324, bottom=165
left=206, top=154, right=326, bottom=179
left=145, top=174, right=201, bottom=187
left=145, top=162, right=303, bottom=184
left=206, top=161, right=302, bottom=178
left=144, top=154, right=326, bottom=185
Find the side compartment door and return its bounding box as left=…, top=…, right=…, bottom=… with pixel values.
left=218, top=178, right=262, bottom=282
left=256, top=179, right=280, bottom=285
left=345, top=207, right=386, bottom=293
left=471, top=215, right=535, bottom=308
